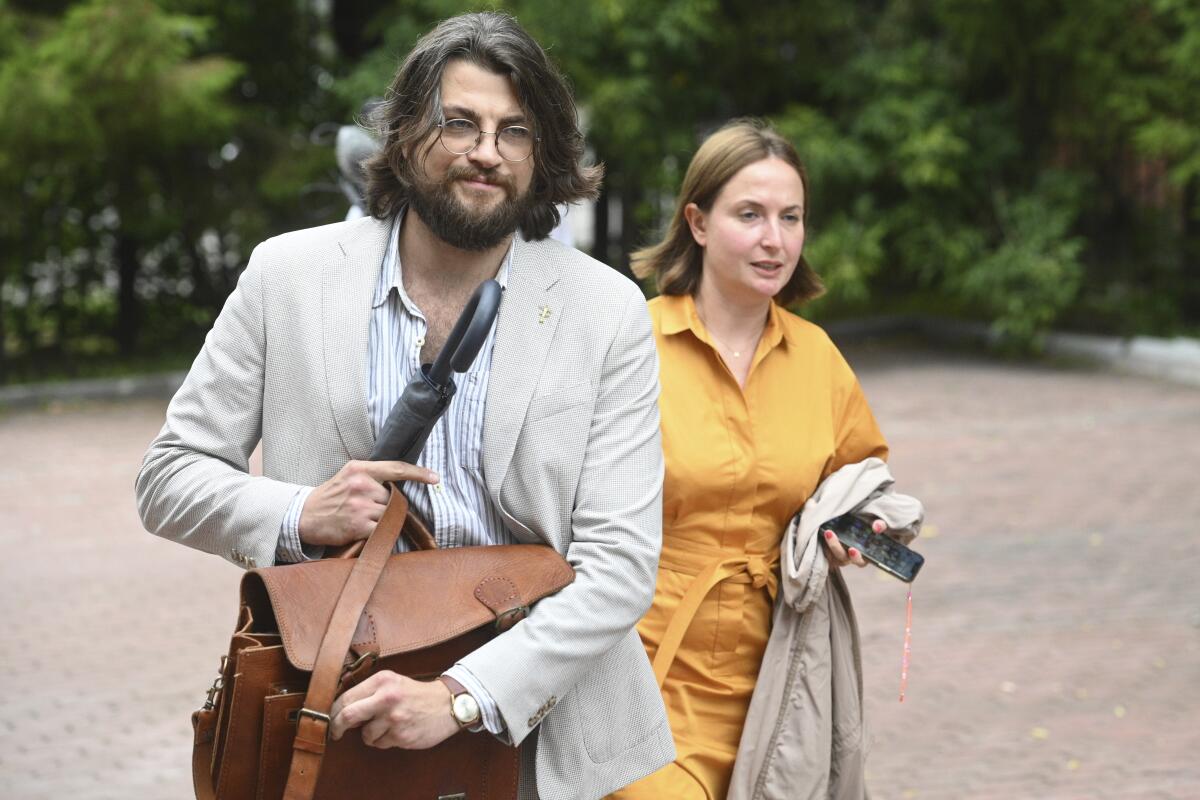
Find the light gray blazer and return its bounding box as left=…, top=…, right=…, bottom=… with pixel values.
left=136, top=216, right=675, bottom=799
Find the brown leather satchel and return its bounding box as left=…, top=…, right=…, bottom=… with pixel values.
left=191, top=485, right=575, bottom=800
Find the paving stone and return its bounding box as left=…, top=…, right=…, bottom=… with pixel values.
left=1, top=343, right=1197, bottom=798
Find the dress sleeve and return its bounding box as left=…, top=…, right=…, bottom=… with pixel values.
left=822, top=343, right=888, bottom=480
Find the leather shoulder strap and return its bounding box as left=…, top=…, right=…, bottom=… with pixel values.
left=282, top=484, right=410, bottom=799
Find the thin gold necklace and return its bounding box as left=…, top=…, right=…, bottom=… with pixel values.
left=695, top=304, right=764, bottom=359
left=707, top=327, right=758, bottom=359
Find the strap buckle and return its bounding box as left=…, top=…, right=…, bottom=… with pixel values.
left=343, top=650, right=377, bottom=674
left=297, top=707, right=332, bottom=742
left=494, top=605, right=530, bottom=632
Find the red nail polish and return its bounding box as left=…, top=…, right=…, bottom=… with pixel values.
left=824, top=530, right=833, bottom=539
left=848, top=548, right=858, bottom=558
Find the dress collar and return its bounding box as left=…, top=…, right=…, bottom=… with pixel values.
left=658, top=292, right=794, bottom=350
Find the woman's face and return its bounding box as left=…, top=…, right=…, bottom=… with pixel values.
left=686, top=156, right=806, bottom=305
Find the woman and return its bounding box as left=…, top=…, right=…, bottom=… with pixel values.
left=610, top=120, right=921, bottom=799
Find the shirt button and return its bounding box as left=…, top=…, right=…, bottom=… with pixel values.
left=415, top=336, right=425, bottom=347
left=433, top=483, right=443, bottom=493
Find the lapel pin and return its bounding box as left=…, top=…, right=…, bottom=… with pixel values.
left=538, top=305, right=552, bottom=324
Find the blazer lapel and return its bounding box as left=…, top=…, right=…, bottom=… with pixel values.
left=324, top=217, right=390, bottom=459
left=483, top=237, right=563, bottom=499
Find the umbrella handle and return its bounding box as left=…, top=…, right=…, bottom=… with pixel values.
left=426, top=279, right=503, bottom=387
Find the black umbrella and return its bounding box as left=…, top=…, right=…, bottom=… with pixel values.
left=370, top=278, right=503, bottom=463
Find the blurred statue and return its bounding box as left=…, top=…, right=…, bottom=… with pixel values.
left=337, top=100, right=382, bottom=220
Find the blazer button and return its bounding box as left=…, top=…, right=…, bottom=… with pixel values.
left=527, top=715, right=538, bottom=729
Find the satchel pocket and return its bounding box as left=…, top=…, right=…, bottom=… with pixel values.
left=256, top=691, right=305, bottom=800
left=215, top=644, right=299, bottom=800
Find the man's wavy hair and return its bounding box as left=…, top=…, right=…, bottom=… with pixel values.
left=362, top=12, right=602, bottom=239
left=632, top=118, right=824, bottom=307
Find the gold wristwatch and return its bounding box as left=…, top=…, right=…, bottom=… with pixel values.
left=438, top=676, right=481, bottom=729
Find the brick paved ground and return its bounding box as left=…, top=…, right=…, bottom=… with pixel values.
left=1, top=342, right=1197, bottom=799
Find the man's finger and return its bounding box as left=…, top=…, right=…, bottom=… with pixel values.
left=331, top=698, right=374, bottom=740
left=331, top=691, right=391, bottom=741
left=330, top=672, right=388, bottom=737
left=360, top=460, right=440, bottom=486
left=361, top=478, right=390, bottom=505
left=361, top=717, right=395, bottom=749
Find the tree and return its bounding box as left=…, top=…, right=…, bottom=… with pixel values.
left=0, top=0, right=240, bottom=367
left=0, top=0, right=344, bottom=381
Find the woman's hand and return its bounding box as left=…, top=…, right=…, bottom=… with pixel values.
left=820, top=518, right=888, bottom=569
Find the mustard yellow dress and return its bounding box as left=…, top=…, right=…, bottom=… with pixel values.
left=610, top=294, right=888, bottom=800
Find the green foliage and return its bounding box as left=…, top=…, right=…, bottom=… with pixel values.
left=0, top=0, right=341, bottom=380
left=958, top=176, right=1086, bottom=346
left=2, top=0, right=1198, bottom=383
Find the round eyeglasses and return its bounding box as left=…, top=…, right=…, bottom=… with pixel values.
left=437, top=118, right=538, bottom=162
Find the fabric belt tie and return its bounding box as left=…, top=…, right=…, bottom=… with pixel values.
left=652, top=546, right=780, bottom=689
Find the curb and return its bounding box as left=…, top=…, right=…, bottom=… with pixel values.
left=0, top=371, right=186, bottom=410
left=827, top=316, right=1200, bottom=387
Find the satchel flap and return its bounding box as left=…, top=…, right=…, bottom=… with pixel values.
left=242, top=545, right=575, bottom=672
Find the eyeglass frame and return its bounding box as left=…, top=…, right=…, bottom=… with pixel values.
left=436, top=118, right=540, bottom=163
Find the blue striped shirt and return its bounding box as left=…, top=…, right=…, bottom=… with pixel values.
left=277, top=211, right=514, bottom=733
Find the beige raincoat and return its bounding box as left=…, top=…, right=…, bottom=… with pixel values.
left=728, top=458, right=924, bottom=800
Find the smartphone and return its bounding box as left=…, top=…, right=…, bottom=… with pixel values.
left=821, top=513, right=925, bottom=583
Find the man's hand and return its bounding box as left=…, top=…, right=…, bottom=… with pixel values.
left=820, top=518, right=890, bottom=569
left=298, top=460, right=439, bottom=547
left=330, top=671, right=459, bottom=750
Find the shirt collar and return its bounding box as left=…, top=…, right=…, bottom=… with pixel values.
left=659, top=292, right=794, bottom=350
left=657, top=292, right=695, bottom=337
left=372, top=208, right=514, bottom=310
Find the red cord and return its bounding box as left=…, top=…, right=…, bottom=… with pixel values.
left=899, top=585, right=913, bottom=702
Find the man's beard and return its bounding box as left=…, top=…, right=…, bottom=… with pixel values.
left=406, top=165, right=533, bottom=251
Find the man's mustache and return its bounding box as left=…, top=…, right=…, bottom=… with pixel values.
left=444, top=166, right=516, bottom=193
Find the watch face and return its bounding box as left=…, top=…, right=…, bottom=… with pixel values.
left=452, top=692, right=480, bottom=724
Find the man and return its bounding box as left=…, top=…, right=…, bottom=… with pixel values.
left=136, top=12, right=673, bottom=799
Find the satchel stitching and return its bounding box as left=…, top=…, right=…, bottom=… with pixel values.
left=351, top=611, right=379, bottom=651
left=376, top=573, right=569, bottom=654
left=257, top=696, right=280, bottom=800
left=278, top=570, right=573, bottom=669
left=215, top=657, right=249, bottom=798
left=474, top=576, right=520, bottom=605
left=261, top=574, right=310, bottom=669
left=257, top=699, right=272, bottom=800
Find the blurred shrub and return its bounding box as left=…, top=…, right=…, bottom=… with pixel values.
left=2, top=0, right=1198, bottom=383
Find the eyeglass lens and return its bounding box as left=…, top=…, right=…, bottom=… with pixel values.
left=440, top=119, right=534, bottom=161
